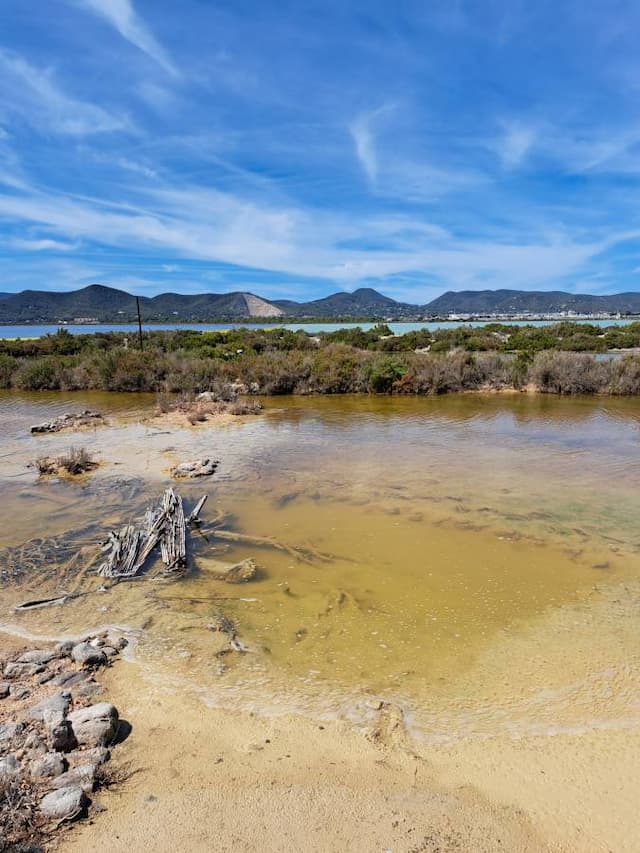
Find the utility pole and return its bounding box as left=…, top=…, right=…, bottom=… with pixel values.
left=136, top=297, right=144, bottom=351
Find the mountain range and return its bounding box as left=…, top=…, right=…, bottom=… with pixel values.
left=1, top=284, right=640, bottom=323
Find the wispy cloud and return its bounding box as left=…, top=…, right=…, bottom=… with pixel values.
left=9, top=237, right=79, bottom=252
left=494, top=121, right=537, bottom=168
left=0, top=50, right=128, bottom=136
left=74, top=0, right=179, bottom=77
left=349, top=112, right=381, bottom=185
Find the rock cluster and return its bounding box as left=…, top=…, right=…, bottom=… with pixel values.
left=0, top=631, right=128, bottom=828
left=30, top=410, right=104, bottom=434
left=171, top=458, right=219, bottom=478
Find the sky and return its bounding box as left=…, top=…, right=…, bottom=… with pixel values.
left=2, top=0, right=640, bottom=303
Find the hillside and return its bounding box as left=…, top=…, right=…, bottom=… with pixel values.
left=0, top=285, right=283, bottom=323
left=0, top=285, right=409, bottom=323
left=426, top=289, right=640, bottom=315
left=2, top=284, right=640, bottom=323
left=273, top=287, right=415, bottom=318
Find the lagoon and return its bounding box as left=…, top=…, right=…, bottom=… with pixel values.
left=2, top=391, right=640, bottom=851
left=0, top=316, right=639, bottom=338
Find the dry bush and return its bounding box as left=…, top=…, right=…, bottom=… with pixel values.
left=35, top=446, right=97, bottom=476
left=0, top=776, right=48, bottom=852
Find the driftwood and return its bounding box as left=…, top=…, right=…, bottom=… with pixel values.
left=99, top=488, right=193, bottom=579
left=211, top=529, right=331, bottom=565
left=187, top=495, right=208, bottom=526
left=160, top=488, right=186, bottom=570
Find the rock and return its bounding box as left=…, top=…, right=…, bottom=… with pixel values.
left=196, top=391, right=217, bottom=402
left=0, top=753, right=20, bottom=779
left=89, top=637, right=105, bottom=648
left=55, top=640, right=75, bottom=657
left=72, top=680, right=103, bottom=698
left=30, top=752, right=66, bottom=780
left=0, top=681, right=11, bottom=698
left=52, top=670, right=87, bottom=688
left=4, top=661, right=45, bottom=679
left=27, top=691, right=71, bottom=721
left=0, top=721, right=24, bottom=743
left=172, top=458, right=219, bottom=479
left=71, top=642, right=107, bottom=668
left=17, top=649, right=59, bottom=665
left=39, top=786, right=87, bottom=821
left=114, top=636, right=129, bottom=650
left=101, top=646, right=118, bottom=658
left=222, top=558, right=258, bottom=584
left=47, top=719, right=76, bottom=753
left=49, top=763, right=97, bottom=794
left=9, top=684, right=30, bottom=700
left=38, top=670, right=56, bottom=685
left=66, top=746, right=110, bottom=768
left=24, top=732, right=47, bottom=756
left=67, top=702, right=118, bottom=747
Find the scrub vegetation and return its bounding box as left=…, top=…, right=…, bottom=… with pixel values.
left=2, top=323, right=640, bottom=396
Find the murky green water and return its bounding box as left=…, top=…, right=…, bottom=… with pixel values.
left=1, top=390, right=640, bottom=738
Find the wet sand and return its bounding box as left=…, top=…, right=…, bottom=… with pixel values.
left=61, top=661, right=551, bottom=853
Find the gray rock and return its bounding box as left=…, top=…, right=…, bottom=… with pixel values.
left=102, top=646, right=118, bottom=658
left=55, top=640, right=75, bottom=657
left=52, top=670, right=87, bottom=688
left=30, top=752, right=66, bottom=780
left=67, top=702, right=118, bottom=747
left=89, top=637, right=105, bottom=648
left=47, top=719, right=76, bottom=753
left=0, top=681, right=9, bottom=698
left=27, top=691, right=71, bottom=721
left=38, top=670, right=56, bottom=685
left=49, top=763, right=97, bottom=794
left=0, top=721, right=24, bottom=743
left=172, top=458, right=218, bottom=478
left=72, top=680, right=103, bottom=699
left=24, top=732, right=48, bottom=756
left=66, top=746, right=110, bottom=768
left=9, top=684, right=30, bottom=700
left=39, top=786, right=87, bottom=821
left=17, top=649, right=59, bottom=665
left=0, top=753, right=21, bottom=779
left=4, top=661, right=45, bottom=679
left=71, top=642, right=107, bottom=668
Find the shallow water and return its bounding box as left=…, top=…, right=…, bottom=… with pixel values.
left=1, top=391, right=640, bottom=740
left=0, top=317, right=638, bottom=338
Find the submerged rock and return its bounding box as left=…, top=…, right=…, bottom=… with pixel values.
left=39, top=786, right=87, bottom=821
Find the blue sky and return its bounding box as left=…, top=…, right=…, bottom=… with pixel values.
left=2, top=0, right=640, bottom=302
